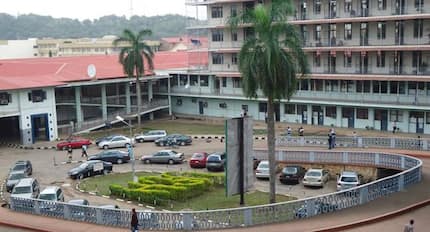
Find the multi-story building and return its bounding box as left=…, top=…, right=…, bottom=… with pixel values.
left=172, top=0, right=430, bottom=134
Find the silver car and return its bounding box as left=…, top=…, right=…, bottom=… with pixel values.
left=98, top=135, right=135, bottom=149
left=140, top=150, right=184, bottom=164
left=135, top=130, right=167, bottom=142
left=6, top=170, right=28, bottom=192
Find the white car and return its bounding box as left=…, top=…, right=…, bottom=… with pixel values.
left=38, top=186, right=64, bottom=202
left=303, top=169, right=329, bottom=187
left=10, top=178, right=40, bottom=199
left=98, top=135, right=135, bottom=149
left=337, top=171, right=360, bottom=191
left=255, top=160, right=270, bottom=179
left=135, top=130, right=167, bottom=142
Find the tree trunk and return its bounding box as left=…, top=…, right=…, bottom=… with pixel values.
left=267, top=97, right=276, bottom=203
left=136, top=75, right=141, bottom=128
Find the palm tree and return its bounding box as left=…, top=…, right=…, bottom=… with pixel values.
left=113, top=29, right=154, bottom=127
left=230, top=0, right=308, bottom=203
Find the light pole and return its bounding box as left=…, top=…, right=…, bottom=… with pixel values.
left=116, top=115, right=138, bottom=183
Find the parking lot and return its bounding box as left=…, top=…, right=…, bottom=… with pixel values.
left=1, top=137, right=337, bottom=210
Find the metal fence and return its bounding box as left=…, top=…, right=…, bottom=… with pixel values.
left=275, top=136, right=430, bottom=151
left=9, top=150, right=422, bottom=230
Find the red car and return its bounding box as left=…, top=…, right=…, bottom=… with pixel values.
left=189, top=152, right=209, bottom=168
left=57, top=137, right=92, bottom=150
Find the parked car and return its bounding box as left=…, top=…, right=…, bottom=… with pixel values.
left=11, top=160, right=33, bottom=176
left=255, top=160, right=270, bottom=179
left=279, top=165, right=307, bottom=184
left=68, top=160, right=113, bottom=179
left=295, top=201, right=339, bottom=219
left=38, top=186, right=64, bottom=202
left=10, top=178, right=40, bottom=199
left=206, top=152, right=226, bottom=172
left=337, top=171, right=360, bottom=191
left=97, top=135, right=135, bottom=149
left=98, top=204, right=120, bottom=209
left=56, top=136, right=91, bottom=150
left=135, top=130, right=167, bottom=142
left=87, top=150, right=130, bottom=164
left=67, top=199, right=90, bottom=219
left=6, top=170, right=28, bottom=192
left=303, top=169, right=330, bottom=187
left=189, top=152, right=209, bottom=168
left=68, top=199, right=89, bottom=206
left=95, top=134, right=121, bottom=145
left=154, top=134, right=192, bottom=146
left=140, top=150, right=184, bottom=164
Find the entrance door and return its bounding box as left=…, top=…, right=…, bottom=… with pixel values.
left=312, top=106, right=324, bottom=125
left=380, top=110, right=388, bottom=131
left=31, top=114, right=49, bottom=143
left=342, top=107, right=354, bottom=128
left=198, top=101, right=204, bottom=115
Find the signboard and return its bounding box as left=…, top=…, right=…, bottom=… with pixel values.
left=226, top=117, right=254, bottom=196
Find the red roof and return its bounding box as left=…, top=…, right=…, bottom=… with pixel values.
left=0, top=51, right=208, bottom=91
left=161, top=36, right=208, bottom=48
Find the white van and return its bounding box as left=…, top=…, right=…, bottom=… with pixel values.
left=10, top=178, right=40, bottom=199
left=337, top=171, right=360, bottom=191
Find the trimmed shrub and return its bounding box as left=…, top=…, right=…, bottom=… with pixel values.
left=128, top=182, right=143, bottom=189
left=109, top=184, right=124, bottom=196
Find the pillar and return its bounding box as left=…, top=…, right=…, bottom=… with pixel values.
left=404, top=110, right=410, bottom=133
left=307, top=104, right=312, bottom=125
left=75, top=87, right=83, bottom=127
left=368, top=108, right=375, bottom=129
left=279, top=103, right=285, bottom=122
left=336, top=106, right=342, bottom=127
left=125, top=82, right=131, bottom=114
left=148, top=80, right=153, bottom=102
left=168, top=77, right=172, bottom=116
left=101, top=84, right=107, bottom=121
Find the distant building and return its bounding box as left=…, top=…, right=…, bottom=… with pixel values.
left=160, top=36, right=208, bottom=52
left=0, top=39, right=38, bottom=59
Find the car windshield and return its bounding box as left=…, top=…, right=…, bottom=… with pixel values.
left=12, top=186, right=31, bottom=194
left=192, top=153, right=203, bottom=158
left=207, top=156, right=220, bottom=162
left=78, top=163, right=89, bottom=169
left=258, top=163, right=269, bottom=169
left=307, top=171, right=322, bottom=177
left=39, top=193, right=56, bottom=201
left=283, top=167, right=298, bottom=174
left=169, top=151, right=177, bottom=154
left=9, top=173, right=26, bottom=180
left=341, top=176, right=358, bottom=182
left=12, top=164, right=26, bottom=171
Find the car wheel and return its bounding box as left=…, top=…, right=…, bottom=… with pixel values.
left=78, top=173, right=84, bottom=180
left=160, top=142, right=165, bottom=146
left=145, top=159, right=151, bottom=164
left=117, top=159, right=123, bottom=164
left=180, top=141, right=186, bottom=146
left=139, top=139, right=144, bottom=143
left=103, top=145, right=109, bottom=150
left=168, top=159, right=174, bottom=165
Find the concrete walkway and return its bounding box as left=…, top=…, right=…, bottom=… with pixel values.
left=1, top=150, right=429, bottom=232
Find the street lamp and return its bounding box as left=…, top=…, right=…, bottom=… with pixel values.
left=116, top=115, right=138, bottom=183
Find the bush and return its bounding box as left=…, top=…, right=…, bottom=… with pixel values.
left=109, top=184, right=124, bottom=196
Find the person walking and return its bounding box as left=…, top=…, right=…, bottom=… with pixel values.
left=298, top=126, right=304, bottom=136
left=328, top=133, right=333, bottom=149
left=81, top=144, right=88, bottom=158
left=403, top=219, right=414, bottom=232
left=131, top=208, right=139, bottom=232
left=66, top=145, right=73, bottom=163
left=286, top=126, right=292, bottom=139
left=330, top=128, right=336, bottom=148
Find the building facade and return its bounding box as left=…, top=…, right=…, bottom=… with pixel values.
left=174, top=0, right=430, bottom=134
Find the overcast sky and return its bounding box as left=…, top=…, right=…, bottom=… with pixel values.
left=1, top=0, right=205, bottom=20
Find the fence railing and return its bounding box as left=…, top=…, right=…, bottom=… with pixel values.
left=275, top=136, right=430, bottom=151
left=9, top=150, right=422, bottom=230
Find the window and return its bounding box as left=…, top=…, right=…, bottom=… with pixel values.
left=190, top=75, right=198, bottom=86
left=415, top=0, right=424, bottom=9
left=297, top=105, right=307, bottom=114
left=211, top=6, right=223, bottom=18
left=314, top=53, right=321, bottom=67
left=28, top=90, right=47, bottom=103
left=0, top=92, right=12, bottom=105
left=310, top=79, right=324, bottom=91
left=219, top=102, right=227, bottom=108
left=212, top=53, right=224, bottom=64
left=373, top=81, right=380, bottom=93
left=231, top=5, right=238, bottom=17
left=391, top=110, right=403, bottom=122
left=412, top=51, right=422, bottom=68
left=242, top=105, right=248, bottom=112
left=326, top=80, right=338, bottom=92
left=414, top=19, right=423, bottom=38
left=377, top=51, right=385, bottom=67
left=344, top=23, right=352, bottom=40
left=391, top=81, right=399, bottom=94
left=231, top=31, right=238, bottom=41
left=200, top=76, right=209, bottom=87
left=222, top=77, right=227, bottom=87
left=179, top=75, right=188, bottom=86
left=259, top=103, right=267, bottom=113
left=233, top=79, right=242, bottom=88
left=377, top=22, right=386, bottom=40
left=231, top=53, right=238, bottom=65
left=285, top=104, right=295, bottom=114
left=344, top=1, right=352, bottom=12
left=344, top=53, right=352, bottom=67
left=212, top=30, right=224, bottom=42
left=357, top=108, right=368, bottom=119
left=378, top=0, right=386, bottom=10
left=300, top=79, right=309, bottom=91
left=380, top=81, right=388, bottom=93
left=315, top=25, right=321, bottom=41
left=176, top=99, right=182, bottom=106
left=426, top=112, right=430, bottom=124
left=326, top=106, right=337, bottom=118
left=314, top=0, right=321, bottom=14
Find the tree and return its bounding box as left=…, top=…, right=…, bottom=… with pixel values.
left=230, top=0, right=308, bottom=203
left=113, top=29, right=154, bottom=127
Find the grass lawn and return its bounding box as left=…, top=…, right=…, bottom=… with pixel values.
left=79, top=172, right=294, bottom=210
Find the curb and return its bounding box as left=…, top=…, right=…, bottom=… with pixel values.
left=314, top=198, right=430, bottom=232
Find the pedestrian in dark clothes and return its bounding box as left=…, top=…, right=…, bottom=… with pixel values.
left=328, top=133, right=333, bottom=149
left=131, top=208, right=139, bottom=232
left=66, top=145, right=73, bottom=163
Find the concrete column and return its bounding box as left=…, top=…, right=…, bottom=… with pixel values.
left=101, top=84, right=108, bottom=121
left=404, top=110, right=410, bottom=133
left=148, top=80, right=153, bottom=102
left=75, top=87, right=83, bottom=126
left=279, top=103, right=285, bottom=122
left=168, top=77, right=172, bottom=116
left=307, top=104, right=312, bottom=125
left=336, top=106, right=342, bottom=127
left=125, top=82, right=131, bottom=114
left=368, top=108, right=375, bottom=129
